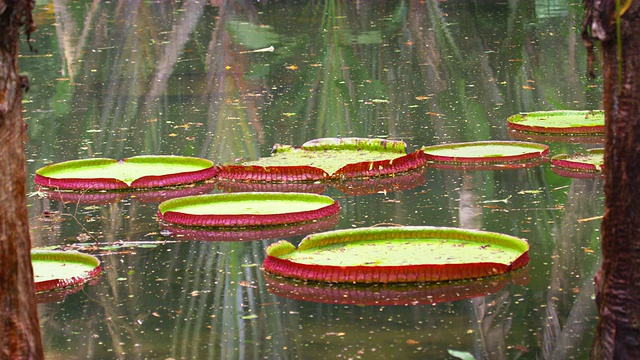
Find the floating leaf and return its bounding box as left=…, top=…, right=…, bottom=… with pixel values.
left=551, top=148, right=604, bottom=178
left=263, top=226, right=529, bottom=283
left=35, top=155, right=217, bottom=190
left=158, top=192, right=340, bottom=228
left=421, top=141, right=548, bottom=169
left=217, top=138, right=427, bottom=183
left=32, top=250, right=102, bottom=295
left=507, top=110, right=604, bottom=135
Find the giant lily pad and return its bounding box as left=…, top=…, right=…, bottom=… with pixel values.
left=263, top=226, right=529, bottom=283
left=34, top=155, right=217, bottom=190
left=157, top=192, right=340, bottom=228
left=32, top=250, right=102, bottom=294
left=551, top=148, right=604, bottom=178
left=217, top=138, right=427, bottom=182
left=507, top=110, right=604, bottom=135
left=421, top=141, right=548, bottom=169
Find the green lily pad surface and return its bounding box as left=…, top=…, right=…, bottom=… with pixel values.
left=421, top=141, right=548, bottom=168
left=35, top=155, right=217, bottom=190
left=264, top=226, right=529, bottom=283
left=158, top=192, right=340, bottom=228
left=217, top=137, right=427, bottom=182
left=507, top=110, right=604, bottom=134
left=551, top=148, right=604, bottom=178
left=32, top=250, right=102, bottom=293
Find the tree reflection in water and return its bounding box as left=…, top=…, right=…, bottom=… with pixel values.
left=24, top=0, right=602, bottom=358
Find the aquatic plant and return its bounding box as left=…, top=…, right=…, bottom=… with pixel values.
left=157, top=192, right=340, bottom=228
left=264, top=226, right=529, bottom=283
left=35, top=155, right=217, bottom=190
left=217, top=137, right=427, bottom=183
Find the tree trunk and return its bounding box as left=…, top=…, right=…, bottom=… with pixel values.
left=584, top=1, right=640, bottom=358
left=0, top=1, right=43, bottom=359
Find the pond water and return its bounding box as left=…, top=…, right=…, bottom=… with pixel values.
left=22, top=0, right=604, bottom=359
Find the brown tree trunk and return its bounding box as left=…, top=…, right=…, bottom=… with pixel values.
left=0, top=1, right=43, bottom=359
left=584, top=0, right=640, bottom=358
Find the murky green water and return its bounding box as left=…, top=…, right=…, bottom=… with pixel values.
left=22, top=0, right=603, bottom=358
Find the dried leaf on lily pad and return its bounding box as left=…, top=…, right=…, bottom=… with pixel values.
left=217, top=137, right=427, bottom=183
left=32, top=250, right=102, bottom=294
left=264, top=267, right=528, bottom=306
left=421, top=141, right=548, bottom=169
left=263, top=226, right=529, bottom=283
left=551, top=148, right=604, bottom=178
left=507, top=110, right=604, bottom=135
left=158, top=192, right=340, bottom=228
left=34, top=155, right=217, bottom=191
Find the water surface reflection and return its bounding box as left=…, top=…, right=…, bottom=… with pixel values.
left=24, top=0, right=602, bottom=358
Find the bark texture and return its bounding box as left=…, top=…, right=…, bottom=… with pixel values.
left=0, top=0, right=43, bottom=359
left=584, top=0, right=640, bottom=358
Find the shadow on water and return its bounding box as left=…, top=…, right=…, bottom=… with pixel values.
left=23, top=0, right=602, bottom=358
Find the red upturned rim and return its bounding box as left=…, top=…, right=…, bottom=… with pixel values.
left=34, top=156, right=217, bottom=190
left=507, top=110, right=604, bottom=135
left=551, top=149, right=604, bottom=178
left=34, top=173, right=130, bottom=190
left=421, top=141, right=549, bottom=165
left=32, top=250, right=102, bottom=293
left=507, top=122, right=604, bottom=135
left=264, top=254, right=529, bottom=283
left=216, top=165, right=330, bottom=183
left=158, top=192, right=340, bottom=228
left=551, top=149, right=604, bottom=172
left=331, top=150, right=428, bottom=179
left=217, top=152, right=426, bottom=183
left=263, top=226, right=529, bottom=284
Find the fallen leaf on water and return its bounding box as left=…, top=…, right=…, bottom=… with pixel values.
left=578, top=215, right=603, bottom=223
left=325, top=332, right=346, bottom=336
left=238, top=281, right=257, bottom=288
